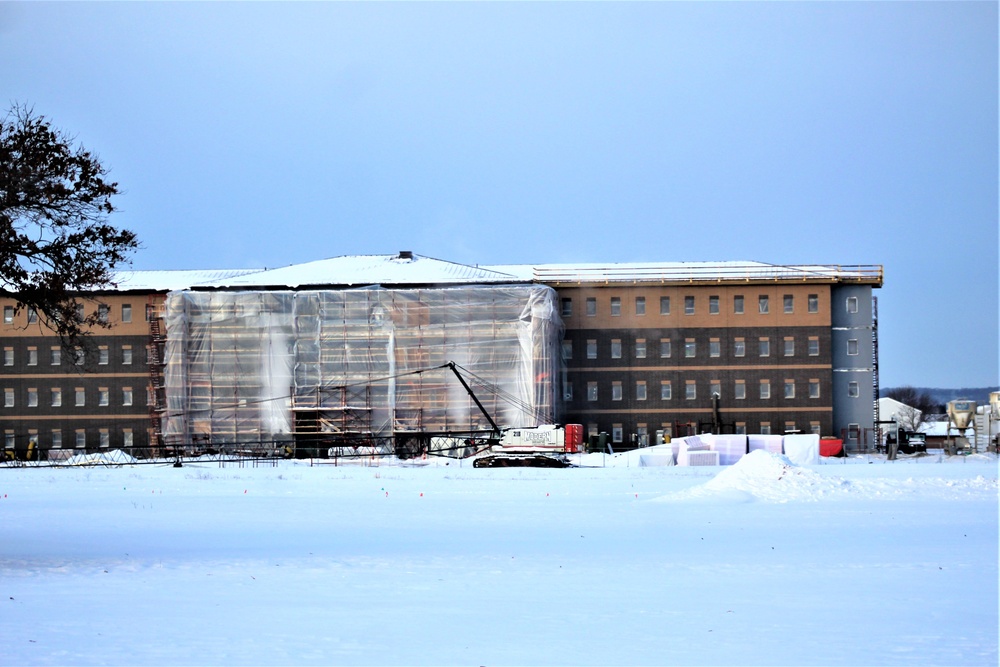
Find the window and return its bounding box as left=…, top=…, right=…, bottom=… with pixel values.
left=760, top=379, right=770, bottom=399
left=783, top=338, right=794, bottom=357
left=659, top=296, right=670, bottom=315
left=586, top=339, right=597, bottom=360
left=3, top=347, right=12, bottom=366
left=98, top=346, right=109, bottom=365
left=784, top=421, right=797, bottom=434
left=808, top=337, right=819, bottom=356
left=27, top=307, right=38, bottom=324
left=847, top=339, right=859, bottom=356
left=27, top=347, right=37, bottom=366
left=734, top=338, right=745, bottom=357
left=635, top=339, right=646, bottom=359
left=709, top=296, right=719, bottom=314
left=784, top=380, right=795, bottom=399
left=146, top=387, right=155, bottom=406
left=75, top=388, right=86, bottom=407
left=98, top=388, right=109, bottom=407
left=612, top=381, right=622, bottom=401
left=760, top=422, right=772, bottom=435
left=145, top=304, right=155, bottom=321
left=783, top=295, right=794, bottom=313
left=561, top=340, right=573, bottom=360
left=710, top=381, right=721, bottom=398
left=99, top=430, right=110, bottom=448
left=685, top=381, right=696, bottom=400
left=735, top=380, right=746, bottom=400
left=759, top=337, right=770, bottom=357
left=51, top=430, right=62, bottom=449
left=637, top=424, right=648, bottom=447
left=51, top=388, right=62, bottom=407
left=684, top=296, right=695, bottom=315
left=51, top=347, right=61, bottom=365
left=74, top=347, right=84, bottom=365
left=612, top=424, right=623, bottom=444
left=611, top=339, right=622, bottom=359
left=709, top=338, right=720, bottom=358
left=2, top=306, right=12, bottom=323
left=586, top=298, right=597, bottom=316
left=636, top=381, right=647, bottom=401
left=610, top=297, right=621, bottom=317
left=733, top=295, right=744, bottom=314
left=5, top=432, right=13, bottom=449
left=810, top=422, right=821, bottom=435
left=735, top=422, right=746, bottom=435
left=75, top=430, right=86, bottom=449
left=660, top=339, right=671, bottom=358
left=561, top=298, right=572, bottom=317
left=847, top=296, right=858, bottom=313
left=123, top=429, right=133, bottom=448
left=98, top=304, right=109, bottom=324
left=847, top=424, right=860, bottom=441
left=848, top=381, right=859, bottom=398
left=587, top=382, right=598, bottom=401
left=4, top=388, right=14, bottom=408
left=122, top=304, right=132, bottom=323
left=808, top=294, right=818, bottom=313
left=563, top=382, right=573, bottom=401
left=122, top=345, right=133, bottom=365
left=635, top=296, right=645, bottom=316
left=27, top=388, right=38, bottom=407
left=587, top=423, right=599, bottom=438
left=684, top=338, right=696, bottom=358
left=809, top=380, right=820, bottom=399
left=660, top=380, right=672, bottom=400
left=758, top=295, right=769, bottom=314
left=75, top=303, right=85, bottom=322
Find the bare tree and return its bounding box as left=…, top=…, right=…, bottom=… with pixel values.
left=885, top=386, right=937, bottom=431
left=1, top=104, right=138, bottom=348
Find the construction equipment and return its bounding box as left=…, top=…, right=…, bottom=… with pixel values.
left=446, top=361, right=583, bottom=467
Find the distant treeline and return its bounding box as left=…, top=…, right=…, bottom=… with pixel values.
left=880, top=386, right=999, bottom=407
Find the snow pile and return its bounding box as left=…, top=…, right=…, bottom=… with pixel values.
left=64, top=449, right=138, bottom=466
left=575, top=442, right=678, bottom=467
left=661, top=449, right=850, bottom=503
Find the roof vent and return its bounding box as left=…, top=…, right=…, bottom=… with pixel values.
left=397, top=250, right=414, bottom=261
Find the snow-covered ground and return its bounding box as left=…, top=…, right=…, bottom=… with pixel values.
left=2, top=452, right=997, bottom=666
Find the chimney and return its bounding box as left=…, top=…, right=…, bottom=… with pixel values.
left=397, top=250, right=414, bottom=260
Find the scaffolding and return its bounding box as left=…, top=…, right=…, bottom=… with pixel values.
left=147, top=296, right=167, bottom=454
left=161, top=286, right=562, bottom=452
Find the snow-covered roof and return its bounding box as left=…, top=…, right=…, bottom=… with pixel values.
left=111, top=268, right=267, bottom=291
left=53, top=255, right=882, bottom=293
left=485, top=261, right=884, bottom=285
left=196, top=253, right=523, bottom=289
left=878, top=397, right=917, bottom=420
left=918, top=421, right=973, bottom=437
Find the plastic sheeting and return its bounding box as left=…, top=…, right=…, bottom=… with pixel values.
left=162, top=286, right=562, bottom=446
left=782, top=434, right=820, bottom=465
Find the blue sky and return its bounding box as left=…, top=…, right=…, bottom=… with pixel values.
left=2, top=2, right=996, bottom=388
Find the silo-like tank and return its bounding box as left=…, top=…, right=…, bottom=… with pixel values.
left=989, top=392, right=1000, bottom=419
left=947, top=400, right=977, bottom=429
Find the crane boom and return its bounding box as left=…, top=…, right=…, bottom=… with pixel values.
left=446, top=362, right=501, bottom=436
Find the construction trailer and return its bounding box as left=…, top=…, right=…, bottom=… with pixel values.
left=161, top=285, right=562, bottom=457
